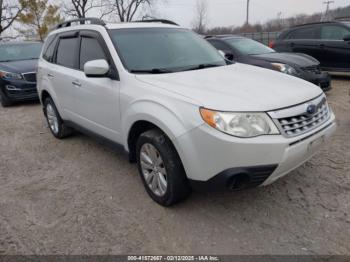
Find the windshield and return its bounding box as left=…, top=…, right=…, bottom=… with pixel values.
left=110, top=28, right=226, bottom=73
left=0, top=43, right=43, bottom=62
left=226, top=38, right=275, bottom=55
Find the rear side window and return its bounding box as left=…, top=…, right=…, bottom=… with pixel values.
left=43, top=35, right=57, bottom=62
left=321, top=25, right=350, bottom=40
left=56, top=37, right=79, bottom=69
left=79, top=37, right=107, bottom=70
left=288, top=27, right=319, bottom=40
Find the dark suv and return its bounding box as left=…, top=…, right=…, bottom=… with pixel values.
left=0, top=42, right=42, bottom=107
left=272, top=20, right=350, bottom=72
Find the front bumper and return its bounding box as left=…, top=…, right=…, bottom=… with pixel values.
left=175, top=113, right=336, bottom=191
left=300, top=71, right=332, bottom=92
left=0, top=79, right=38, bottom=101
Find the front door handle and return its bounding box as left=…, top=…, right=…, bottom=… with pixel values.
left=72, top=81, right=81, bottom=87
left=320, top=44, right=325, bottom=48
left=47, top=73, right=54, bottom=78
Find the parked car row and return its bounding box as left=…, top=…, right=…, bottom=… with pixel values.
left=30, top=18, right=336, bottom=206
left=205, top=35, right=332, bottom=91
left=3, top=19, right=350, bottom=108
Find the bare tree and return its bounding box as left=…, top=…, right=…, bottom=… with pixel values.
left=192, top=0, right=208, bottom=34
left=0, top=0, right=26, bottom=36
left=113, top=0, right=155, bottom=22
left=64, top=0, right=114, bottom=19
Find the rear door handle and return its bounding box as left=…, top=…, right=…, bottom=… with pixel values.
left=72, top=81, right=81, bottom=87
left=47, top=73, right=54, bottom=78
left=320, top=44, right=325, bottom=48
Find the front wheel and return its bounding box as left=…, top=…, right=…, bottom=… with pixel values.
left=136, top=129, right=191, bottom=206
left=44, top=97, right=73, bottom=139
left=0, top=92, right=12, bottom=107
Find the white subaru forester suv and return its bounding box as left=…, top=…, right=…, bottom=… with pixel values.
left=37, top=18, right=336, bottom=206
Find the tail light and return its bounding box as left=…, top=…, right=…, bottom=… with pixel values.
left=269, top=40, right=275, bottom=49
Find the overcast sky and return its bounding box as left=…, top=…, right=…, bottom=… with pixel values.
left=154, top=0, right=350, bottom=28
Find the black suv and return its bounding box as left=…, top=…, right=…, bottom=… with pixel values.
left=0, top=42, right=42, bottom=107
left=272, top=20, right=350, bottom=72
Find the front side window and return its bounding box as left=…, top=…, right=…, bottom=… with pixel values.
left=79, top=37, right=107, bottom=70
left=321, top=25, right=350, bottom=40
left=0, top=43, right=43, bottom=62
left=288, top=27, right=319, bottom=40
left=110, top=28, right=226, bottom=73
left=225, top=38, right=275, bottom=55
left=56, top=37, right=79, bottom=69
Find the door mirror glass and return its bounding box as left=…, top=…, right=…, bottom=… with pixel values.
left=84, top=59, right=110, bottom=77
left=343, top=34, right=350, bottom=41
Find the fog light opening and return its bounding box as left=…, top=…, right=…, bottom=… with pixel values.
left=228, top=174, right=250, bottom=191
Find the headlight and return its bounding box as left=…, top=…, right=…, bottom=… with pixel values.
left=271, top=63, right=297, bottom=75
left=0, top=70, right=23, bottom=80
left=200, top=108, right=280, bottom=138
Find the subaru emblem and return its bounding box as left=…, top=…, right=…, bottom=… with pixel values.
left=306, top=104, right=317, bottom=115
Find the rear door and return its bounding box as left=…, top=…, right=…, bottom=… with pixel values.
left=73, top=30, right=121, bottom=141
left=52, top=31, right=80, bottom=120
left=285, top=26, right=322, bottom=61
left=319, top=24, right=350, bottom=70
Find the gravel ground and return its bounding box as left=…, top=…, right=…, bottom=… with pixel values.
left=0, top=78, right=349, bottom=255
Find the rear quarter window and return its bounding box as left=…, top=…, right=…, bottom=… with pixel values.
left=42, top=35, right=57, bottom=62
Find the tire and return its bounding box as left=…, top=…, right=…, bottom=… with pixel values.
left=0, top=92, right=12, bottom=107
left=136, top=129, right=191, bottom=206
left=44, top=97, right=73, bottom=139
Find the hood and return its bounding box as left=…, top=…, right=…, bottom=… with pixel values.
left=135, top=63, right=323, bottom=112
left=251, top=52, right=319, bottom=68
left=0, top=59, right=38, bottom=73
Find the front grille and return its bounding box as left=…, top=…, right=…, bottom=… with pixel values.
left=272, top=96, right=330, bottom=138
left=22, top=72, right=36, bottom=83
left=302, top=65, right=322, bottom=74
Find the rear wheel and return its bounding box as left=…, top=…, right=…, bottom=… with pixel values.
left=136, top=129, right=191, bottom=206
left=44, top=97, right=73, bottom=139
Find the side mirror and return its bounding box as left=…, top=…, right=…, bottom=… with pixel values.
left=218, top=50, right=234, bottom=61
left=84, top=59, right=110, bottom=77
left=343, top=35, right=350, bottom=41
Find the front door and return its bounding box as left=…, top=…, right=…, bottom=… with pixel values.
left=73, top=31, right=121, bottom=142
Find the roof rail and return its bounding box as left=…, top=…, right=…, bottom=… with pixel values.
left=55, top=18, right=106, bottom=29
left=134, top=19, right=179, bottom=26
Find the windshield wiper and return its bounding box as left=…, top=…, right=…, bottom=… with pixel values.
left=130, top=68, right=173, bottom=74
left=182, top=63, right=222, bottom=72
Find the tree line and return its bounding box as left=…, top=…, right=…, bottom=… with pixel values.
left=1, top=0, right=350, bottom=41
left=0, top=0, right=156, bottom=41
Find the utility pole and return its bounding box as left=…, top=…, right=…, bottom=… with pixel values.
left=322, top=0, right=334, bottom=21
left=246, top=0, right=250, bottom=25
